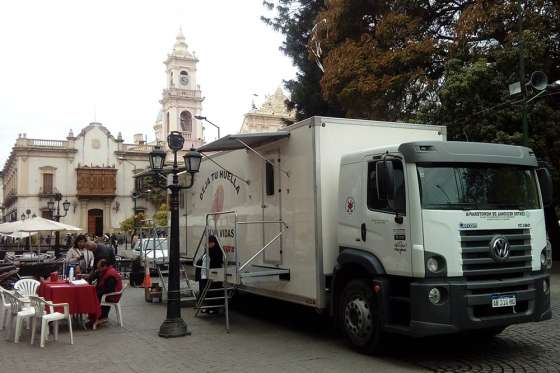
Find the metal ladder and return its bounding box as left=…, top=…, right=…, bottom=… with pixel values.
left=156, top=261, right=197, bottom=302
left=192, top=211, right=290, bottom=332
left=194, top=278, right=235, bottom=330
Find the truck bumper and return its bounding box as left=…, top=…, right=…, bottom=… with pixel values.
left=405, top=272, right=551, bottom=337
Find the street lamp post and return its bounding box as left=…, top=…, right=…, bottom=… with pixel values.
left=131, top=192, right=140, bottom=215
left=21, top=209, right=33, bottom=249
left=148, top=132, right=201, bottom=338
left=47, top=193, right=71, bottom=249
left=194, top=115, right=221, bottom=139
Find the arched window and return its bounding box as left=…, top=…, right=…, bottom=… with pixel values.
left=180, top=111, right=192, bottom=132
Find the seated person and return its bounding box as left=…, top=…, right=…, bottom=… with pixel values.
left=75, top=234, right=115, bottom=281
left=88, top=259, right=123, bottom=329
left=65, top=242, right=94, bottom=275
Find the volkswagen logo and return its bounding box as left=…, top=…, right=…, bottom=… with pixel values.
left=490, top=236, right=510, bottom=262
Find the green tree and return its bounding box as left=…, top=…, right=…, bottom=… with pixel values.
left=153, top=203, right=169, bottom=227
left=262, top=0, right=344, bottom=120
left=119, top=212, right=151, bottom=233
left=419, top=1, right=560, bottom=189
left=266, top=0, right=560, bottom=192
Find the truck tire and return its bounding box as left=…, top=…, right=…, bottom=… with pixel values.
left=339, top=279, right=383, bottom=354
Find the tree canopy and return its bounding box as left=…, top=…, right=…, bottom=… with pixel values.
left=263, top=0, right=560, bottom=191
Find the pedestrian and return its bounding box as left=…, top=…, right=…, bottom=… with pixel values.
left=75, top=234, right=116, bottom=268
left=110, top=233, right=118, bottom=256
left=195, top=235, right=224, bottom=315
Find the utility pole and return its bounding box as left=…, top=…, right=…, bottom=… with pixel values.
left=518, top=0, right=529, bottom=147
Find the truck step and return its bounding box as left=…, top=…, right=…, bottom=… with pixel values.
left=197, top=305, right=225, bottom=310
left=239, top=264, right=290, bottom=279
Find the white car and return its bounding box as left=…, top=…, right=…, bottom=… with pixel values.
left=132, top=238, right=168, bottom=261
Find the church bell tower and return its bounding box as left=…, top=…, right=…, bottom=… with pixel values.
left=157, top=29, right=204, bottom=149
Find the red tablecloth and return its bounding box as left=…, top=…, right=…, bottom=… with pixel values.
left=38, top=280, right=100, bottom=318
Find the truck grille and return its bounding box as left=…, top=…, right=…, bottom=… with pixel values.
left=460, top=229, right=533, bottom=318
left=460, top=229, right=532, bottom=281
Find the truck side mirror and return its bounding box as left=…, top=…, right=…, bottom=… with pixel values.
left=537, top=167, right=554, bottom=208
left=376, top=160, right=395, bottom=201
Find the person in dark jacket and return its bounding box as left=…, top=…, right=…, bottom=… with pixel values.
left=195, top=235, right=224, bottom=314
left=87, top=259, right=123, bottom=329
left=75, top=234, right=116, bottom=267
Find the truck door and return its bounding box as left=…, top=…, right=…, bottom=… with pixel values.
left=262, top=152, right=282, bottom=264
left=361, top=157, right=412, bottom=276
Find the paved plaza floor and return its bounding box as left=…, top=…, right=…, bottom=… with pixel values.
left=1, top=272, right=559, bottom=373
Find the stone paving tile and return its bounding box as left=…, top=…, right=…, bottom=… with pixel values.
left=0, top=284, right=420, bottom=373
left=2, top=273, right=559, bottom=373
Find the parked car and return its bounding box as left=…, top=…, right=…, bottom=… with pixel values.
left=132, top=238, right=168, bottom=262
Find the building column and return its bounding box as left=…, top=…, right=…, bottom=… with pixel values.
left=80, top=200, right=88, bottom=233
left=104, top=199, right=112, bottom=233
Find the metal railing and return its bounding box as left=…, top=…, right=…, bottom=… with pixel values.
left=204, top=211, right=237, bottom=284
left=236, top=220, right=288, bottom=272
left=124, top=143, right=155, bottom=152
left=163, top=88, right=202, bottom=98
left=16, top=138, right=69, bottom=148
left=201, top=211, right=288, bottom=284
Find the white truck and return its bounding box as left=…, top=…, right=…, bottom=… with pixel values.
left=181, top=116, right=552, bottom=352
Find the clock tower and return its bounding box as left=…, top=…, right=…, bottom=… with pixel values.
left=157, top=29, right=204, bottom=149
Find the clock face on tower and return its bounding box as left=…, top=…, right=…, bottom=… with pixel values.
left=180, top=71, right=189, bottom=86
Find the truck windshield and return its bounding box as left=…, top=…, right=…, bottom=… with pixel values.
left=417, top=164, right=540, bottom=210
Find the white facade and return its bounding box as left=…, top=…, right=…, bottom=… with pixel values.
left=240, top=87, right=295, bottom=134
left=2, top=124, right=155, bottom=235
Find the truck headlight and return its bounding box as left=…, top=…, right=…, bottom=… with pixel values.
left=427, top=257, right=440, bottom=273
left=542, top=241, right=553, bottom=270
left=425, top=252, right=447, bottom=277
left=428, top=288, right=441, bottom=304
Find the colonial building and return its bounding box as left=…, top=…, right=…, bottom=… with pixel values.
left=239, top=87, right=294, bottom=134
left=1, top=30, right=206, bottom=234
left=1, top=125, right=155, bottom=235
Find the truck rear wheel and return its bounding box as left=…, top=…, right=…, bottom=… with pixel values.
left=339, top=279, right=383, bottom=354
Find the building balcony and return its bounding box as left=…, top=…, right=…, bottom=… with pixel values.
left=38, top=187, right=60, bottom=199
left=123, top=143, right=155, bottom=153
left=162, top=88, right=202, bottom=99
left=76, top=167, right=117, bottom=199
left=180, top=132, right=204, bottom=148
left=15, top=138, right=71, bottom=149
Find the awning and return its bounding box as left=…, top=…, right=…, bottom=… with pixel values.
left=197, top=132, right=290, bottom=153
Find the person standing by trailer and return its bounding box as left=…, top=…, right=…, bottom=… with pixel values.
left=195, top=235, right=224, bottom=314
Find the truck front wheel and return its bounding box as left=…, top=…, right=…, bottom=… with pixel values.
left=339, top=279, right=383, bottom=354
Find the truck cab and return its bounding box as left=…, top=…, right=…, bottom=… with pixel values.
left=335, top=140, right=552, bottom=352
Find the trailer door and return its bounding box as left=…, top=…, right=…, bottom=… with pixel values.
left=262, top=152, right=283, bottom=264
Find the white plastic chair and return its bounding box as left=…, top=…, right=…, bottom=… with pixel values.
left=3, top=291, right=35, bottom=343
left=14, top=279, right=40, bottom=298
left=97, top=283, right=128, bottom=328
left=0, top=286, right=13, bottom=331
left=28, top=295, right=73, bottom=348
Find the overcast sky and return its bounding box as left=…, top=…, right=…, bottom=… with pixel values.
left=0, top=0, right=296, bottom=166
